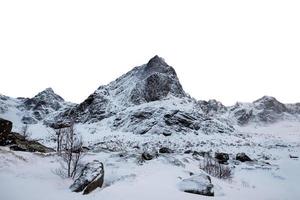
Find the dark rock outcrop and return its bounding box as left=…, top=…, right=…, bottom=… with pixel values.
left=0, top=118, right=54, bottom=153
left=7, top=132, right=54, bottom=153
left=70, top=160, right=104, bottom=194
left=215, top=152, right=229, bottom=164
left=236, top=152, right=252, bottom=162
left=198, top=99, right=227, bottom=115
left=0, top=118, right=12, bottom=144
left=159, top=147, right=173, bottom=154
left=178, top=174, right=214, bottom=196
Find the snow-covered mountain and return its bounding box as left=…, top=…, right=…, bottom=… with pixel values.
left=1, top=56, right=299, bottom=135
left=1, top=56, right=300, bottom=200
left=229, top=96, right=300, bottom=125
left=0, top=87, right=74, bottom=127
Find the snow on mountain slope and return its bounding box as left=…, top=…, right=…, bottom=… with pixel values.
left=1, top=56, right=300, bottom=200
left=55, top=55, right=187, bottom=123
left=228, top=96, right=300, bottom=125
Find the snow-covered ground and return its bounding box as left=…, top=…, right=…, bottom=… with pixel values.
left=0, top=121, right=299, bottom=200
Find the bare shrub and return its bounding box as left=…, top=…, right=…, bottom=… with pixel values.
left=200, top=155, right=233, bottom=180
left=20, top=125, right=31, bottom=140
left=55, top=121, right=85, bottom=179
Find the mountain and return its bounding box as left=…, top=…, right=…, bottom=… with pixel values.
left=56, top=55, right=187, bottom=123
left=0, top=88, right=74, bottom=126
left=50, top=55, right=233, bottom=135
left=229, top=96, right=300, bottom=125
left=0, top=56, right=300, bottom=135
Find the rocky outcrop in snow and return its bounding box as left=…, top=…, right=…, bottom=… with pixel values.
left=0, top=118, right=13, bottom=145
left=0, top=118, right=54, bottom=152
left=70, top=160, right=104, bottom=194
left=178, top=173, right=214, bottom=196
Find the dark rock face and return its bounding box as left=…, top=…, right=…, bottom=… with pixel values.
left=178, top=174, right=214, bottom=196
left=0, top=118, right=54, bottom=152
left=198, top=99, right=227, bottom=115
left=60, top=56, right=187, bottom=123
left=7, top=132, right=54, bottom=153
left=215, top=152, right=229, bottom=164
left=0, top=118, right=12, bottom=144
left=233, top=108, right=253, bottom=125
left=164, top=110, right=200, bottom=130
left=70, top=160, right=104, bottom=194
left=236, top=153, right=252, bottom=162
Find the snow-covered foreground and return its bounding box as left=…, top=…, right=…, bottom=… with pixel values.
left=0, top=122, right=300, bottom=200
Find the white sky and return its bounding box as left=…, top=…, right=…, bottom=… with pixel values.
left=0, top=0, right=300, bottom=106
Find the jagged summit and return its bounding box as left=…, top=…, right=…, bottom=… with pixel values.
left=253, top=95, right=287, bottom=113
left=147, top=55, right=165, bottom=66
left=61, top=56, right=188, bottom=123
left=33, top=87, right=64, bottom=102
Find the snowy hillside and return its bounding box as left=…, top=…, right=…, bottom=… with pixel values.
left=0, top=56, right=300, bottom=200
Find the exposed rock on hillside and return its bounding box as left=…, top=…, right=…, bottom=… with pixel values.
left=178, top=174, right=214, bottom=196
left=70, top=160, right=104, bottom=194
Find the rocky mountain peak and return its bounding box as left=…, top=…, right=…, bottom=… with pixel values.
left=61, top=56, right=188, bottom=123
left=22, top=88, right=66, bottom=122
left=253, top=95, right=287, bottom=113
left=146, top=55, right=168, bottom=68
left=34, top=87, right=64, bottom=102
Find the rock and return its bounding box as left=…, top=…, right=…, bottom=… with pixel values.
left=70, top=160, right=104, bottom=194
left=198, top=99, right=227, bottom=115
left=0, top=118, right=12, bottom=145
left=236, top=153, right=252, bottom=162
left=8, top=132, right=54, bottom=153
left=184, top=150, right=193, bottom=154
left=159, top=147, right=173, bottom=154
left=215, top=152, right=229, bottom=164
left=178, top=174, right=214, bottom=196
left=141, top=152, right=155, bottom=161
left=289, top=155, right=299, bottom=159
left=233, top=108, right=253, bottom=125
left=10, top=144, right=27, bottom=151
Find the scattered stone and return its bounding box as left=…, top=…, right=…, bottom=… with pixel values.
left=70, top=160, right=104, bottom=194
left=184, top=150, right=192, bottom=154
left=215, top=152, right=229, bottom=164
left=178, top=173, right=214, bottom=196
left=236, top=153, right=252, bottom=162
left=142, top=152, right=156, bottom=161
left=289, top=155, right=299, bottom=159
left=159, top=147, right=173, bottom=154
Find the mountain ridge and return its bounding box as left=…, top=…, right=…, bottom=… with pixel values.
left=1, top=56, right=300, bottom=132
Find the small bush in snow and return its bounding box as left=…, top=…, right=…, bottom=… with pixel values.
left=53, top=121, right=85, bottom=179
left=200, top=155, right=233, bottom=180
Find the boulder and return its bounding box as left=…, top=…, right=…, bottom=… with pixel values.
left=178, top=174, right=214, bottom=196
left=0, top=118, right=12, bottom=144
left=236, top=152, right=252, bottom=162
left=215, top=152, right=229, bottom=164
left=70, top=160, right=104, bottom=194
left=7, top=132, right=54, bottom=153
left=289, top=155, right=298, bottom=159
left=159, top=147, right=173, bottom=154
left=142, top=152, right=156, bottom=161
